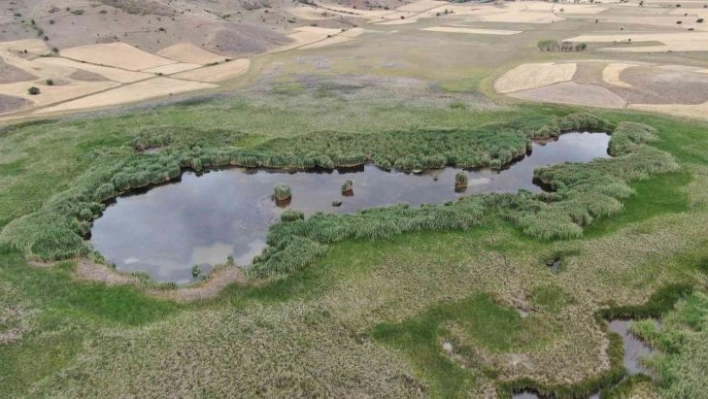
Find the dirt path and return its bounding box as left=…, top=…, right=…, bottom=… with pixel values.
left=29, top=258, right=249, bottom=302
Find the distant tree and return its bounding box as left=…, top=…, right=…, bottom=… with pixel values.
left=537, top=39, right=560, bottom=51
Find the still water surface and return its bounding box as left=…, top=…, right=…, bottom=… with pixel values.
left=90, top=132, right=610, bottom=283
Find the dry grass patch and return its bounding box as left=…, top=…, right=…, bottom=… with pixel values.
left=495, top=62, right=577, bottom=94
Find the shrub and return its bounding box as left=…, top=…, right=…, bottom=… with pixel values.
left=45, top=79, right=54, bottom=86
left=28, top=86, right=40, bottom=95
left=273, top=183, right=292, bottom=201
left=698, top=18, right=704, bottom=23
left=538, top=39, right=560, bottom=51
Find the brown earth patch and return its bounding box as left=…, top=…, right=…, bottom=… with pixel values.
left=75, top=259, right=140, bottom=286
left=572, top=62, right=610, bottom=86
left=31, top=259, right=249, bottom=302
left=148, top=267, right=249, bottom=302
left=614, top=67, right=708, bottom=104
left=206, top=25, right=293, bottom=55
left=0, top=58, right=36, bottom=84
left=68, top=69, right=109, bottom=82
left=0, top=93, right=31, bottom=114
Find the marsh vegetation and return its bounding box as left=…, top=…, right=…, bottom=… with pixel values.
left=0, top=89, right=706, bottom=398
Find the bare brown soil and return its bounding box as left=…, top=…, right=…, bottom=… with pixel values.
left=0, top=59, right=35, bottom=84
left=0, top=94, right=31, bottom=114
left=615, top=67, right=708, bottom=105
left=30, top=258, right=248, bottom=302
left=149, top=267, right=248, bottom=302
left=68, top=70, right=109, bottom=82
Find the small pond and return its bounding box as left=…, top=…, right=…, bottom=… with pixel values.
left=608, top=319, right=655, bottom=376
left=90, top=132, right=610, bottom=283
left=512, top=318, right=654, bottom=399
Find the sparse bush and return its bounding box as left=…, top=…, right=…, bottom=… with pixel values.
left=45, top=79, right=54, bottom=86
left=538, top=39, right=560, bottom=51
left=538, top=39, right=587, bottom=52
left=28, top=86, right=40, bottom=95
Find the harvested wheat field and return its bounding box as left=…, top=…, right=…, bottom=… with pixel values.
left=34, top=57, right=153, bottom=83
left=566, top=32, right=708, bottom=53
left=495, top=62, right=577, bottom=94
left=280, top=27, right=345, bottom=50
left=602, top=63, right=638, bottom=88
left=0, top=80, right=119, bottom=106
left=142, top=63, right=202, bottom=75
left=497, top=60, right=708, bottom=120
left=421, top=27, right=522, bottom=36
left=629, top=101, right=708, bottom=119
left=61, top=43, right=177, bottom=71
left=35, top=77, right=216, bottom=114
left=171, top=59, right=251, bottom=83
left=510, top=81, right=628, bottom=108
left=156, top=43, right=229, bottom=65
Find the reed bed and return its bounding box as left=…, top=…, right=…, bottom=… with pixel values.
left=0, top=114, right=677, bottom=274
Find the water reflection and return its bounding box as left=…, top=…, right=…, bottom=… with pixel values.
left=90, top=132, right=610, bottom=283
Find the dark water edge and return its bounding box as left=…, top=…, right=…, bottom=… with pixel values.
left=90, top=132, right=611, bottom=283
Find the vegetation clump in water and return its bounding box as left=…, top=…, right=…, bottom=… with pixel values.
left=273, top=183, right=292, bottom=202
left=341, top=179, right=354, bottom=195
left=455, top=172, right=468, bottom=190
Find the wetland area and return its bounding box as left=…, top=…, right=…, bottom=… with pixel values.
left=90, top=132, right=610, bottom=283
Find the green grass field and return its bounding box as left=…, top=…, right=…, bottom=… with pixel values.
left=1, top=68, right=708, bottom=398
